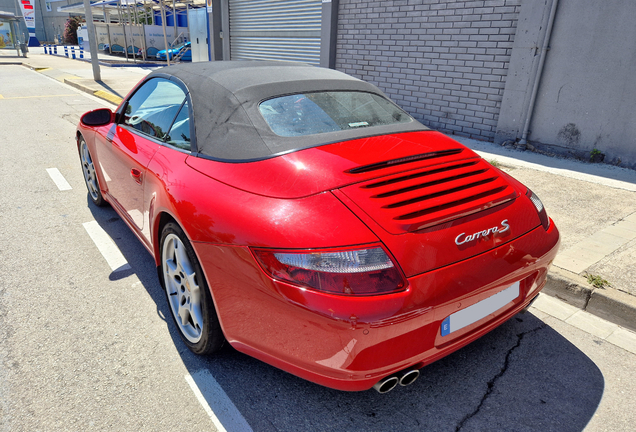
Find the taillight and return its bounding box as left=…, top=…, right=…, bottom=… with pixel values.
left=252, top=246, right=406, bottom=296
left=526, top=189, right=550, bottom=230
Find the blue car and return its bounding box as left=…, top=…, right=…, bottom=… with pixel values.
left=155, top=41, right=192, bottom=61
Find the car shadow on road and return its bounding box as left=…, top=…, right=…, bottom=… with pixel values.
left=88, top=200, right=604, bottom=432
left=86, top=199, right=171, bottom=325
left=184, top=314, right=603, bottom=432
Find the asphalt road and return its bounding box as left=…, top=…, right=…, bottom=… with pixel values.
left=1, top=65, right=635, bottom=432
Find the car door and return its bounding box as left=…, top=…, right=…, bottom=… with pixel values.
left=95, top=77, right=187, bottom=235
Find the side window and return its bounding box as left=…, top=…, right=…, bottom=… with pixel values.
left=123, top=78, right=186, bottom=140
left=165, top=100, right=191, bottom=150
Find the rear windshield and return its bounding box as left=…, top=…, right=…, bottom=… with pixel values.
left=258, top=91, right=413, bottom=137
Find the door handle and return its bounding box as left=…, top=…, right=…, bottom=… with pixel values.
left=130, top=168, right=143, bottom=184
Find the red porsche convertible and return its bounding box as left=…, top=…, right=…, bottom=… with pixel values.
left=77, top=61, right=559, bottom=393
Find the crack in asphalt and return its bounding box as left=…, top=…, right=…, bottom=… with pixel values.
left=454, top=324, right=546, bottom=432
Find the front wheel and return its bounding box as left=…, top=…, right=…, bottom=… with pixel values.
left=160, top=222, right=224, bottom=355
left=79, top=136, right=106, bottom=207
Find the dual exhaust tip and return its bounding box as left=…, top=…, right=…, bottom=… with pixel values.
left=372, top=368, right=420, bottom=394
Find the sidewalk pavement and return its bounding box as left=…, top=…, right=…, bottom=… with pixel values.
left=0, top=46, right=158, bottom=105
left=2, top=48, right=635, bottom=332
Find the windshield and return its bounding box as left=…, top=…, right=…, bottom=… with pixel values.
left=259, top=91, right=413, bottom=137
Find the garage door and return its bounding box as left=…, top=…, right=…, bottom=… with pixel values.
left=228, top=0, right=322, bottom=65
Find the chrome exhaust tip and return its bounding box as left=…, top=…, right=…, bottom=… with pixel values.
left=372, top=376, right=399, bottom=394
left=398, top=369, right=420, bottom=386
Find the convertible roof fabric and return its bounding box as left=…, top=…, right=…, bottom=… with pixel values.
left=148, top=61, right=428, bottom=162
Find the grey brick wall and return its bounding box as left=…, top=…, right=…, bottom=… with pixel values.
left=335, top=0, right=521, bottom=140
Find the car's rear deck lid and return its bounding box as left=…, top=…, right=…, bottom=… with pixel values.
left=340, top=157, right=519, bottom=234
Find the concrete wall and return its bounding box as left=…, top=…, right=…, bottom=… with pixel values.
left=500, top=0, right=636, bottom=169
left=335, top=0, right=522, bottom=140
left=37, top=0, right=74, bottom=43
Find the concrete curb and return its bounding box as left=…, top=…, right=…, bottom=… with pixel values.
left=8, top=60, right=125, bottom=106
left=545, top=267, right=636, bottom=332
left=43, top=53, right=163, bottom=68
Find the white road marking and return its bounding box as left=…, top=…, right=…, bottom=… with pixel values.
left=185, top=370, right=253, bottom=432
left=46, top=168, right=72, bottom=191
left=82, top=220, right=132, bottom=272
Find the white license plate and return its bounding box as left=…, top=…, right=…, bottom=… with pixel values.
left=441, top=281, right=520, bottom=337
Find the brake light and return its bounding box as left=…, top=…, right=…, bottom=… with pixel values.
left=252, top=246, right=406, bottom=296
left=527, top=189, right=550, bottom=230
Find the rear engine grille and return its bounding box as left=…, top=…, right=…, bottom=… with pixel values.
left=347, top=149, right=464, bottom=174
left=341, top=158, right=518, bottom=233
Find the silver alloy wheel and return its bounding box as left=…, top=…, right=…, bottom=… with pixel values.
left=80, top=140, right=100, bottom=201
left=162, top=233, right=204, bottom=343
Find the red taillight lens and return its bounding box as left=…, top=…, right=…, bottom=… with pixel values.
left=526, top=189, right=550, bottom=230
left=252, top=246, right=406, bottom=296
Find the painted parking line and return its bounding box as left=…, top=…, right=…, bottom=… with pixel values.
left=46, top=168, right=72, bottom=191
left=0, top=94, right=78, bottom=100
left=82, top=220, right=132, bottom=272
left=185, top=370, right=253, bottom=432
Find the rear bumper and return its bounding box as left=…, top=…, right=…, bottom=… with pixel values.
left=195, top=221, right=559, bottom=391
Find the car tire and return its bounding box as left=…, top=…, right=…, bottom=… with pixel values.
left=160, top=222, right=224, bottom=355
left=79, top=135, right=107, bottom=207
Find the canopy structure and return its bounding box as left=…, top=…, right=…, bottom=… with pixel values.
left=57, top=0, right=207, bottom=22
left=57, top=0, right=207, bottom=63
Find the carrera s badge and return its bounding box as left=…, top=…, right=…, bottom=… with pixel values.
left=455, top=219, right=510, bottom=246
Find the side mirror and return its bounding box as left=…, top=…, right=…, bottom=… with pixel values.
left=81, top=108, right=114, bottom=126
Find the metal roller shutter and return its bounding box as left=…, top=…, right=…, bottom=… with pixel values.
left=229, top=0, right=322, bottom=65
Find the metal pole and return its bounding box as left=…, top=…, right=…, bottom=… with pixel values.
left=83, top=0, right=102, bottom=81
left=172, top=0, right=176, bottom=41
left=518, top=0, right=559, bottom=147
left=131, top=0, right=143, bottom=60
left=11, top=20, right=20, bottom=57
left=125, top=0, right=137, bottom=62
left=160, top=0, right=170, bottom=65
left=13, top=0, right=27, bottom=56
left=117, top=0, right=129, bottom=61
left=137, top=0, right=147, bottom=60
left=103, top=4, right=112, bottom=55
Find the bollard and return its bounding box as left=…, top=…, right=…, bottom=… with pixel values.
left=71, top=46, right=76, bottom=59
left=64, top=45, right=68, bottom=57
left=54, top=45, right=58, bottom=55
left=79, top=46, right=84, bottom=59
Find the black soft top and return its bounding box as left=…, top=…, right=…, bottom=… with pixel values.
left=148, top=61, right=427, bottom=161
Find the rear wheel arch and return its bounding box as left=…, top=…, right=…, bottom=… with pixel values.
left=153, top=211, right=177, bottom=266
left=158, top=219, right=225, bottom=354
